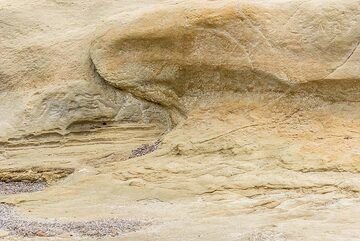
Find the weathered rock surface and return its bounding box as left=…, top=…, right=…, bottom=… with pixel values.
left=91, top=0, right=360, bottom=116
left=0, top=0, right=359, bottom=240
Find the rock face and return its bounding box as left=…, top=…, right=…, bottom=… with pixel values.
left=91, top=0, right=360, bottom=116
left=0, top=0, right=359, bottom=240
left=0, top=0, right=173, bottom=139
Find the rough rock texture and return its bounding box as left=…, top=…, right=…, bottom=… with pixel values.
left=0, top=0, right=359, bottom=240
left=90, top=0, right=360, bottom=116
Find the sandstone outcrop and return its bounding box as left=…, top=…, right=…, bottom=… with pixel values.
left=91, top=0, right=359, bottom=118
left=0, top=0, right=359, bottom=240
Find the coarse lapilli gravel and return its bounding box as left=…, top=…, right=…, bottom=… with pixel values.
left=0, top=181, right=47, bottom=195
left=0, top=203, right=147, bottom=237
left=129, top=139, right=161, bottom=159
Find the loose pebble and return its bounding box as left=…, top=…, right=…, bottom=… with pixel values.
left=0, top=181, right=47, bottom=195
left=129, top=139, right=161, bottom=159
left=0, top=201, right=146, bottom=237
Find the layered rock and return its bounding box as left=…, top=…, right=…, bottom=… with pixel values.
left=0, top=0, right=359, bottom=240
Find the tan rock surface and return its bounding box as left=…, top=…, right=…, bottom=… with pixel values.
left=0, top=0, right=359, bottom=240
left=91, top=0, right=360, bottom=114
